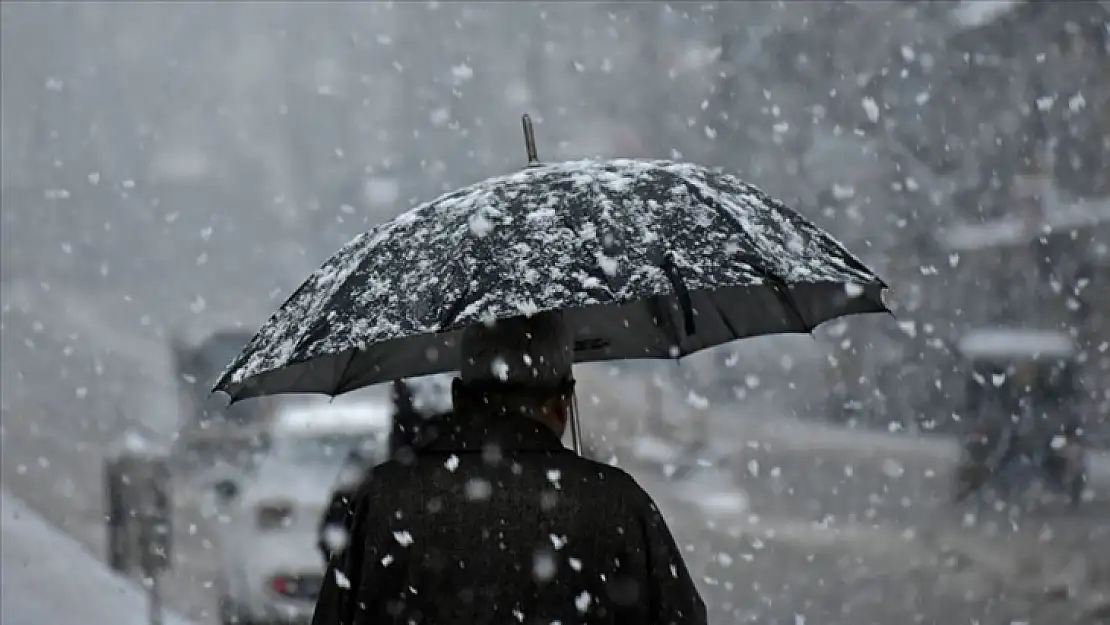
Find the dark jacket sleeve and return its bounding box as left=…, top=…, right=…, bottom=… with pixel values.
left=317, top=485, right=355, bottom=563
left=634, top=492, right=708, bottom=625
left=311, top=489, right=367, bottom=625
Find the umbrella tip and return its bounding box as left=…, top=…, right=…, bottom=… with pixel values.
left=522, top=113, right=541, bottom=167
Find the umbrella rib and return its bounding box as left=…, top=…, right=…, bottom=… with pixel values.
left=710, top=292, right=743, bottom=340
left=330, top=349, right=359, bottom=396
left=673, top=180, right=813, bottom=333
left=660, top=252, right=697, bottom=336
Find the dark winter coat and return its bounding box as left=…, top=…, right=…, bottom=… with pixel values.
left=310, top=412, right=706, bottom=625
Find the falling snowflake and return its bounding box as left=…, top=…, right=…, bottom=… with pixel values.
left=532, top=550, right=557, bottom=582
left=334, top=569, right=351, bottom=589
left=444, top=454, right=460, bottom=472
left=575, top=590, right=592, bottom=613
left=393, top=530, right=414, bottom=546
left=861, top=97, right=880, bottom=123
left=465, top=478, right=492, bottom=501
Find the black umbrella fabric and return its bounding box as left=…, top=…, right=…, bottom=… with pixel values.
left=216, top=158, right=886, bottom=401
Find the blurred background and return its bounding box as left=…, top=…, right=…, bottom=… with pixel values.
left=2, top=2, right=1109, bottom=625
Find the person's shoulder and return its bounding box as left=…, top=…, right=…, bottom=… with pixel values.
left=349, top=458, right=409, bottom=500
left=565, top=455, right=653, bottom=500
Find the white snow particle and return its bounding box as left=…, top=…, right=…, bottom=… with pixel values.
left=1068, top=92, right=1086, bottom=113
left=546, top=469, right=561, bottom=489
left=568, top=557, right=582, bottom=571
left=880, top=458, right=905, bottom=478
left=334, top=569, right=351, bottom=588
left=469, top=212, right=493, bottom=238
left=450, top=63, right=474, bottom=82
left=464, top=478, right=492, bottom=501
left=596, top=253, right=619, bottom=276
left=532, top=551, right=557, bottom=581
left=549, top=534, right=567, bottom=550
left=393, top=530, right=414, bottom=546
left=429, top=107, right=451, bottom=127
left=575, top=590, right=592, bottom=613
left=364, top=178, right=400, bottom=206
left=490, top=356, right=510, bottom=381
left=686, top=391, right=709, bottom=410
left=87, top=172, right=101, bottom=185
left=323, top=525, right=349, bottom=552
left=381, top=554, right=394, bottom=566
left=861, top=97, right=880, bottom=123
left=445, top=454, right=460, bottom=472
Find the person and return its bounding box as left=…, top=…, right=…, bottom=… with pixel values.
left=311, top=311, right=706, bottom=625
left=318, top=380, right=451, bottom=565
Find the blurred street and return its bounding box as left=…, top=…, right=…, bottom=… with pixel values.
left=3, top=277, right=1107, bottom=625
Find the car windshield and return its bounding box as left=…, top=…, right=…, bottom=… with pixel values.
left=274, top=433, right=368, bottom=467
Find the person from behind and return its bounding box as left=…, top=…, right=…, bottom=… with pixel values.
left=311, top=311, right=706, bottom=624
left=318, top=380, right=449, bottom=566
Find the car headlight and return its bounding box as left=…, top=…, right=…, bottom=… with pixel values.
left=256, top=500, right=294, bottom=530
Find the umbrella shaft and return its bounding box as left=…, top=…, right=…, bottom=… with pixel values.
left=569, top=393, right=583, bottom=456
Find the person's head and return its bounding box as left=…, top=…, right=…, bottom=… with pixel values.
left=453, top=311, right=575, bottom=437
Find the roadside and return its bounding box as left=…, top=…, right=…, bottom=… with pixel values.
left=1, top=488, right=196, bottom=625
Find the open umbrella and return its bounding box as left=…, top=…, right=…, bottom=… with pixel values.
left=216, top=115, right=887, bottom=419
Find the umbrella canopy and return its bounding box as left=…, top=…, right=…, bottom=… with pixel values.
left=216, top=157, right=886, bottom=402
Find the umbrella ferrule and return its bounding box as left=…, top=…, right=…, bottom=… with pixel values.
left=522, top=114, right=541, bottom=167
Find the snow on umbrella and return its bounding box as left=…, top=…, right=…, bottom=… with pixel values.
left=215, top=115, right=888, bottom=402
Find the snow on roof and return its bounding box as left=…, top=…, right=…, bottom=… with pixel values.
left=951, top=0, right=1023, bottom=30
left=940, top=198, right=1110, bottom=252
left=957, top=328, right=1076, bottom=360
left=272, top=399, right=393, bottom=436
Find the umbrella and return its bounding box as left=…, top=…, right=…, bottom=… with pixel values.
left=216, top=115, right=887, bottom=415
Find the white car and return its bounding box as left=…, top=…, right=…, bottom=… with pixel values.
left=213, top=399, right=392, bottom=625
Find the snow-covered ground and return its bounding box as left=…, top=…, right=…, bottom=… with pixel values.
left=0, top=488, right=194, bottom=625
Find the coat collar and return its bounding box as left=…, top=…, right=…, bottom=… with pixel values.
left=419, top=412, right=567, bottom=453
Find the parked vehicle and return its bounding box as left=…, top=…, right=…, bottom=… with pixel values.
left=952, top=327, right=1087, bottom=506
left=212, top=398, right=392, bottom=625
left=169, top=327, right=276, bottom=479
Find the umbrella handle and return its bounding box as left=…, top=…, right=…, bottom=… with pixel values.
left=569, top=391, right=583, bottom=456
